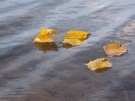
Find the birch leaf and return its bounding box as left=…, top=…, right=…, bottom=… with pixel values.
left=65, top=30, right=90, bottom=39
left=34, top=42, right=58, bottom=52
left=34, top=34, right=53, bottom=43
left=87, top=58, right=112, bottom=71
left=63, top=39, right=86, bottom=46
left=40, top=28, right=48, bottom=35
left=40, top=28, right=57, bottom=35
left=104, top=42, right=128, bottom=56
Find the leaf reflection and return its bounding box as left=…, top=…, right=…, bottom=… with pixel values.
left=95, top=67, right=110, bottom=73
left=62, top=43, right=74, bottom=49
left=34, top=42, right=58, bottom=52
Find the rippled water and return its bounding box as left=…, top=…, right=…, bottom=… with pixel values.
left=0, top=0, right=135, bottom=101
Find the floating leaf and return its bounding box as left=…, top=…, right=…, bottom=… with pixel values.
left=104, top=42, right=128, bottom=56
left=63, top=32, right=90, bottom=46
left=65, top=30, right=90, bottom=39
left=34, top=34, right=53, bottom=43
left=34, top=42, right=58, bottom=52
left=40, top=28, right=49, bottom=35
left=63, top=39, right=86, bottom=46
left=87, top=58, right=112, bottom=71
left=40, top=28, right=57, bottom=35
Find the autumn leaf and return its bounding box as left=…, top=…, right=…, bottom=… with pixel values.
left=65, top=30, right=90, bottom=39
left=40, top=28, right=49, bottom=35
left=40, top=28, right=57, bottom=35
left=86, top=58, right=112, bottom=71
left=104, top=42, right=128, bottom=56
left=63, top=30, right=90, bottom=46
left=63, top=39, right=86, bottom=46
left=34, top=42, right=58, bottom=52
left=34, top=34, right=53, bottom=43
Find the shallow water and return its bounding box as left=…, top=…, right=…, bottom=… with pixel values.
left=0, top=0, right=135, bottom=101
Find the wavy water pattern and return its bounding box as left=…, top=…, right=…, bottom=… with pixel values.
left=0, top=0, right=135, bottom=101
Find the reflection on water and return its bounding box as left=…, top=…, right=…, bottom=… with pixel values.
left=62, top=43, right=74, bottom=49
left=34, top=42, right=75, bottom=52
left=34, top=42, right=58, bottom=52
left=95, top=67, right=110, bottom=73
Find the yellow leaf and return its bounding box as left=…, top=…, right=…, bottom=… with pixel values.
left=34, top=42, right=58, bottom=52
left=40, top=28, right=48, bottom=35
left=87, top=58, right=112, bottom=71
left=63, top=39, right=86, bottom=46
left=65, top=30, right=90, bottom=39
left=34, top=34, right=53, bottom=43
left=40, top=28, right=57, bottom=35
left=47, top=29, right=57, bottom=34
left=104, top=42, right=128, bottom=56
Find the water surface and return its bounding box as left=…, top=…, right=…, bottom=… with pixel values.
left=0, top=0, right=135, bottom=101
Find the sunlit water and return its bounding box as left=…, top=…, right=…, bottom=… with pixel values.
left=0, top=0, right=135, bottom=101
